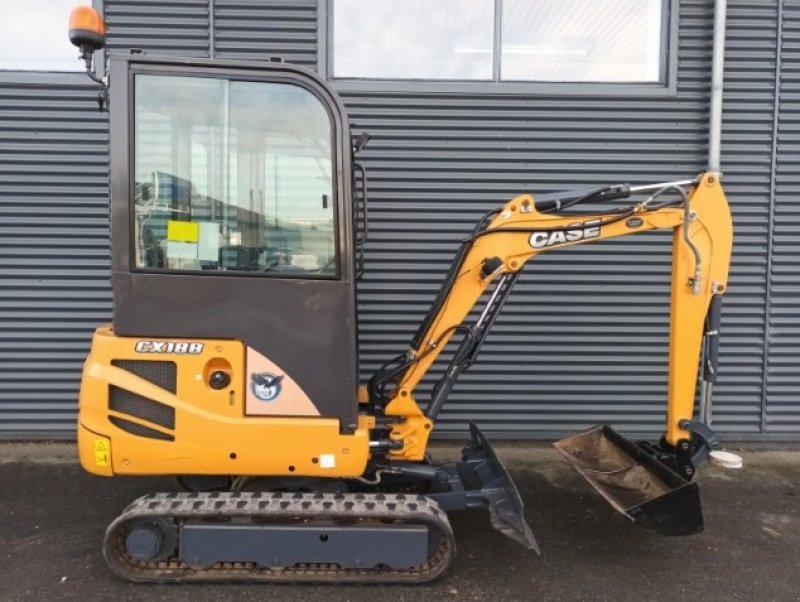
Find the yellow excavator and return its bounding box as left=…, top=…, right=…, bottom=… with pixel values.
left=69, top=7, right=733, bottom=583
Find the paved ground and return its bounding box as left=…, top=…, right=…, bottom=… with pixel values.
left=1, top=442, right=798, bottom=601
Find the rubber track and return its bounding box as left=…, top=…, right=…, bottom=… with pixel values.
left=103, top=490, right=456, bottom=584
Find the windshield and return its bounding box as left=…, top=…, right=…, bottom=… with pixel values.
left=133, top=74, right=336, bottom=276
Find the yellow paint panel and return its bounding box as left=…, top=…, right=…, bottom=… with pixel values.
left=77, top=424, right=112, bottom=476
left=77, top=326, right=370, bottom=478
left=167, top=220, right=199, bottom=242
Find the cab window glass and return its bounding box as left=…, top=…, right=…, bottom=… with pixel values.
left=133, top=75, right=336, bottom=276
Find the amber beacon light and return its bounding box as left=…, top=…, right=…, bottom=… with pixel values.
left=69, top=6, right=106, bottom=61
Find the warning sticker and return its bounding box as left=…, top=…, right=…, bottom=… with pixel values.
left=319, top=454, right=336, bottom=469
left=93, top=438, right=110, bottom=467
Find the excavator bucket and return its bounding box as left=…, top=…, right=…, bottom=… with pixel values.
left=553, top=425, right=703, bottom=536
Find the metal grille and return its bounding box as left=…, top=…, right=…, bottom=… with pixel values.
left=111, top=359, right=178, bottom=393
left=109, top=386, right=176, bottom=429
left=109, top=415, right=175, bottom=441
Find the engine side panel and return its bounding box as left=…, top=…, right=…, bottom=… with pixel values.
left=78, top=326, right=370, bottom=477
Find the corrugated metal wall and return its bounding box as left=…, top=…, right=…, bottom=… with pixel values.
left=768, top=0, right=799, bottom=434
left=0, top=74, right=109, bottom=437
left=104, top=0, right=210, bottom=57
left=0, top=0, right=796, bottom=440
left=712, top=0, right=780, bottom=437
left=214, top=0, right=317, bottom=67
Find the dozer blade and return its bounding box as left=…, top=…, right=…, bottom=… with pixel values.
left=462, top=422, right=539, bottom=551
left=553, top=425, right=703, bottom=536
left=428, top=422, right=539, bottom=552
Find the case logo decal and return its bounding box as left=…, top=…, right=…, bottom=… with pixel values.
left=135, top=341, right=204, bottom=354
left=250, top=373, right=284, bottom=402
left=529, top=219, right=601, bottom=249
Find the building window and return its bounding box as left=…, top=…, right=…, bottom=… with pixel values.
left=333, top=0, right=495, bottom=80
left=0, top=0, right=85, bottom=71
left=501, top=0, right=663, bottom=82
left=331, top=0, right=666, bottom=84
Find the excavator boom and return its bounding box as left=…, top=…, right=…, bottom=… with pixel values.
left=369, top=172, right=732, bottom=535
left=380, top=173, right=732, bottom=446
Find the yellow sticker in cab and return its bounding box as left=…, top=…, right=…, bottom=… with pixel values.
left=93, top=438, right=110, bottom=466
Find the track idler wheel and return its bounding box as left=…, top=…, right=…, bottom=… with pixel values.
left=124, top=518, right=177, bottom=562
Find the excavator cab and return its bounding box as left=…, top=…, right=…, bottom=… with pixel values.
left=105, top=54, right=364, bottom=429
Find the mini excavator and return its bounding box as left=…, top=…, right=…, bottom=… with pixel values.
left=69, top=7, right=733, bottom=583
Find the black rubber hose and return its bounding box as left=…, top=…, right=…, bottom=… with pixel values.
left=409, top=241, right=472, bottom=350
left=534, top=184, right=631, bottom=213
left=468, top=207, right=637, bottom=243
left=704, top=295, right=723, bottom=382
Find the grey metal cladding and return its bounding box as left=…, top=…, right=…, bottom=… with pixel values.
left=104, top=0, right=211, bottom=57
left=716, top=0, right=780, bottom=438
left=214, top=0, right=318, bottom=66
left=0, top=76, right=110, bottom=437
left=768, top=0, right=800, bottom=434
left=344, top=0, right=777, bottom=439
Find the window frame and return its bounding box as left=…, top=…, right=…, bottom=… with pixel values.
left=319, top=0, right=678, bottom=97
left=127, top=65, right=343, bottom=281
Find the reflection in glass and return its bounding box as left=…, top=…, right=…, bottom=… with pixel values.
left=502, top=0, right=663, bottom=82
left=333, top=0, right=494, bottom=80
left=134, top=75, right=336, bottom=277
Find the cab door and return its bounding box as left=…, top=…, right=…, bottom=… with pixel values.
left=108, top=55, right=359, bottom=431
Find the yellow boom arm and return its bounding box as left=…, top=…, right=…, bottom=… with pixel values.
left=382, top=172, right=732, bottom=458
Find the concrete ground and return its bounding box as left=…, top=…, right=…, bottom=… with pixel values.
left=0, top=442, right=798, bottom=602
